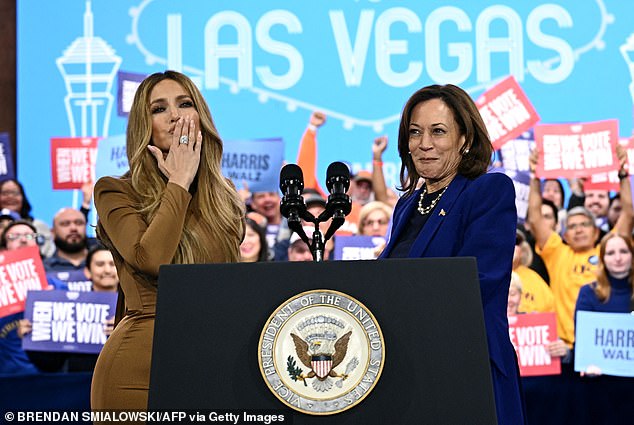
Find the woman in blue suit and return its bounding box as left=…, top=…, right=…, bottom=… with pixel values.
left=380, top=84, right=525, bottom=424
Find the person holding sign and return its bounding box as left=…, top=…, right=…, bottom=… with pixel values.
left=575, top=232, right=634, bottom=351
left=528, top=145, right=632, bottom=350
left=0, top=220, right=48, bottom=375
left=574, top=232, right=634, bottom=423
left=91, top=71, right=245, bottom=410
left=379, top=84, right=525, bottom=424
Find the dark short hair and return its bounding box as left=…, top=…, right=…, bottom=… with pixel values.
left=609, top=193, right=621, bottom=208
left=0, top=179, right=33, bottom=220
left=0, top=219, right=38, bottom=248
left=542, top=178, right=565, bottom=208
left=86, top=243, right=111, bottom=270
left=397, top=84, right=493, bottom=195
left=541, top=198, right=559, bottom=225
left=245, top=217, right=269, bottom=262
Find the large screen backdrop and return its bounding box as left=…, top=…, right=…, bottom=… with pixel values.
left=17, top=0, right=634, bottom=227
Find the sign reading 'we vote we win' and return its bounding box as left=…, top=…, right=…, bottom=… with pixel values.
left=50, top=137, right=99, bottom=190
left=22, top=290, right=117, bottom=354
left=0, top=246, right=48, bottom=319
left=508, top=313, right=561, bottom=377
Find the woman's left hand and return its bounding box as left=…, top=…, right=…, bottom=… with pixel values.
left=148, top=117, right=203, bottom=190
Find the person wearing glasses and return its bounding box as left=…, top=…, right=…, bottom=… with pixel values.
left=526, top=147, right=632, bottom=423
left=357, top=201, right=392, bottom=238
left=528, top=146, right=632, bottom=352
left=0, top=220, right=64, bottom=375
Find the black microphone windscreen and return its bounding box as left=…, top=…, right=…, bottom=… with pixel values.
left=326, top=162, right=350, bottom=192
left=279, top=164, right=304, bottom=191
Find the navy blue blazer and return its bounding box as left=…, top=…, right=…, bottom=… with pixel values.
left=380, top=172, right=524, bottom=423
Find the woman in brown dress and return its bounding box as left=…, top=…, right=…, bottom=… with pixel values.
left=91, top=71, right=244, bottom=409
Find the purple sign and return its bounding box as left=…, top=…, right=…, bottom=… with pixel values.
left=0, top=132, right=15, bottom=180
left=46, top=269, right=93, bottom=292
left=22, top=290, right=117, bottom=354
left=117, top=71, right=146, bottom=117
left=333, top=235, right=385, bottom=260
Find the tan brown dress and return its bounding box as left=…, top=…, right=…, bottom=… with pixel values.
left=90, top=177, right=227, bottom=409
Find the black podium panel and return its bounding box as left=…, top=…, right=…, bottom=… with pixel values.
left=149, top=258, right=496, bottom=424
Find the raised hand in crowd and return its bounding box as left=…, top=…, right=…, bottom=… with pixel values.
left=371, top=136, right=396, bottom=207
left=238, top=180, right=251, bottom=205
left=80, top=180, right=94, bottom=211
left=309, top=111, right=326, bottom=129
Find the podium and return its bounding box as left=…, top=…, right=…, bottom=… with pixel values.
left=149, top=258, right=497, bottom=424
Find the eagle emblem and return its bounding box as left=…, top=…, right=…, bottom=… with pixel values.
left=286, top=315, right=354, bottom=392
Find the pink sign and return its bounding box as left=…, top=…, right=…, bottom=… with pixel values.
left=0, top=246, right=49, bottom=318
left=535, top=120, right=619, bottom=179
left=51, top=137, right=99, bottom=189
left=476, top=76, right=540, bottom=150
left=582, top=138, right=632, bottom=192
left=508, top=312, right=561, bottom=377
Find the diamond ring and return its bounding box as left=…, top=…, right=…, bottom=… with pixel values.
left=179, top=135, right=189, bottom=145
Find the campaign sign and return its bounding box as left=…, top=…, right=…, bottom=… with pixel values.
left=508, top=312, right=561, bottom=377
left=22, top=290, right=117, bottom=354
left=51, top=137, right=99, bottom=189
left=222, top=138, right=284, bottom=192
left=476, top=76, right=540, bottom=151
left=499, top=130, right=534, bottom=173
left=575, top=311, right=634, bottom=378
left=47, top=269, right=93, bottom=293
left=95, top=134, right=128, bottom=180
left=0, top=132, right=15, bottom=180
left=0, top=246, right=49, bottom=318
left=535, top=120, right=619, bottom=179
left=581, top=138, right=632, bottom=192
left=333, top=235, right=386, bottom=261
left=117, top=70, right=146, bottom=117
left=504, top=169, right=530, bottom=224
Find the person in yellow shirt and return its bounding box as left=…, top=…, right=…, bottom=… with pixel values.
left=527, top=146, right=632, bottom=348
left=513, top=229, right=555, bottom=313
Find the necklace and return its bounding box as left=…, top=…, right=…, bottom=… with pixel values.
left=417, top=185, right=448, bottom=215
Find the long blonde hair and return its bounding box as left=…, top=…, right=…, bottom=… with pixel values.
left=99, top=70, right=244, bottom=265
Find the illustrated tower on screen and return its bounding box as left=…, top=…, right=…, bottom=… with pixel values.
left=56, top=0, right=122, bottom=138
left=621, top=34, right=634, bottom=105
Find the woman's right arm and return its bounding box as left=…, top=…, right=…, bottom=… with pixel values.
left=94, top=178, right=191, bottom=277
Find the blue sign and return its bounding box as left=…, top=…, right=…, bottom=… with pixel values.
left=95, top=134, right=128, bottom=180
left=17, top=0, right=634, bottom=227
left=222, top=138, right=284, bottom=192
left=117, top=70, right=147, bottom=117
left=333, top=235, right=385, bottom=260
left=0, top=132, right=15, bottom=181
left=22, top=290, right=118, bottom=354
left=574, top=311, right=634, bottom=378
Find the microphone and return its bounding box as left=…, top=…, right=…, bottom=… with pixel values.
left=279, top=164, right=305, bottom=220
left=279, top=164, right=311, bottom=242
left=320, top=162, right=352, bottom=239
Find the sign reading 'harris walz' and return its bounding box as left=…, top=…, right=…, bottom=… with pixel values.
left=259, top=289, right=385, bottom=415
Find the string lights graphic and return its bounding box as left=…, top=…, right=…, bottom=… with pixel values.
left=126, top=0, right=613, bottom=133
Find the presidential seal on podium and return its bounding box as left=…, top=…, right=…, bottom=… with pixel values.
left=258, top=289, right=385, bottom=415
